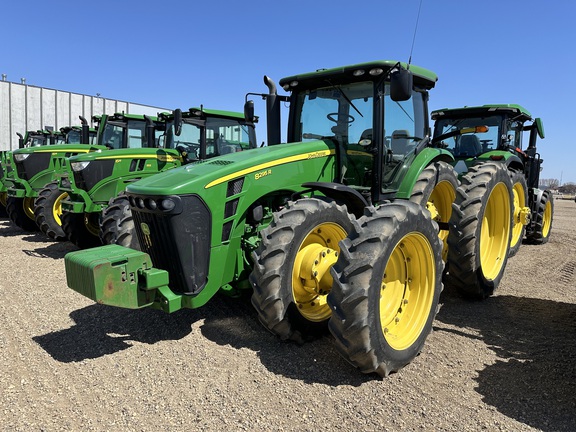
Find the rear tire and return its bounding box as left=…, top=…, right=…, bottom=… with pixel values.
left=62, top=211, right=103, bottom=249
left=526, top=190, right=553, bottom=244
left=409, top=161, right=459, bottom=262
left=509, top=171, right=528, bottom=257
left=100, top=194, right=140, bottom=250
left=446, top=163, right=513, bottom=299
left=250, top=197, right=355, bottom=343
left=6, top=196, right=38, bottom=231
left=328, top=201, right=443, bottom=377
left=34, top=181, right=68, bottom=241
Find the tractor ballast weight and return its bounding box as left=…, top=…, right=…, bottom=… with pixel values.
left=66, top=60, right=457, bottom=377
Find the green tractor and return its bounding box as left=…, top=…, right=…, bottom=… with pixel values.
left=36, top=113, right=166, bottom=246
left=58, top=108, right=257, bottom=249
left=2, top=130, right=56, bottom=217
left=431, top=104, right=550, bottom=299
left=65, top=60, right=469, bottom=377
left=4, top=119, right=101, bottom=232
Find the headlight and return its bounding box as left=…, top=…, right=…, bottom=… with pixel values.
left=71, top=161, right=90, bottom=172
left=14, top=153, right=30, bottom=162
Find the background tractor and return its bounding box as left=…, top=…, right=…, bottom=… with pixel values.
left=431, top=104, right=550, bottom=299
left=65, top=60, right=472, bottom=377
left=3, top=118, right=101, bottom=231
left=58, top=108, right=257, bottom=249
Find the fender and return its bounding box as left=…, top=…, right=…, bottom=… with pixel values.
left=396, top=147, right=454, bottom=199
left=302, top=182, right=368, bottom=218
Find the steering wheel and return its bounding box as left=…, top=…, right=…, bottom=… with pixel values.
left=327, top=113, right=354, bottom=124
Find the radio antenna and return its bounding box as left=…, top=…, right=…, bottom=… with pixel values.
left=408, top=0, right=423, bottom=66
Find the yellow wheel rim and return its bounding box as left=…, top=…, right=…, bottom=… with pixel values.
left=23, top=197, right=36, bottom=220
left=0, top=191, right=7, bottom=207
left=380, top=232, right=436, bottom=351
left=542, top=199, right=552, bottom=238
left=292, top=222, right=347, bottom=322
left=479, top=183, right=510, bottom=280
left=84, top=213, right=100, bottom=237
left=510, top=182, right=526, bottom=249
left=427, top=180, right=456, bottom=262
left=53, top=193, right=68, bottom=226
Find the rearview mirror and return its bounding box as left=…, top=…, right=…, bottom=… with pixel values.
left=390, top=67, right=413, bottom=102
left=174, top=108, right=182, bottom=136
left=534, top=118, right=545, bottom=139
left=244, top=100, right=255, bottom=122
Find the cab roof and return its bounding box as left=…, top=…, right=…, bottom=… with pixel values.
left=431, top=104, right=532, bottom=121
left=279, top=60, right=438, bottom=91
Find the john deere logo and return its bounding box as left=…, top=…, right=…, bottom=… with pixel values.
left=140, top=223, right=152, bottom=248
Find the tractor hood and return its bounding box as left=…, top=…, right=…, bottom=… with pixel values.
left=67, top=147, right=181, bottom=163
left=126, top=140, right=336, bottom=196
left=13, top=143, right=106, bottom=156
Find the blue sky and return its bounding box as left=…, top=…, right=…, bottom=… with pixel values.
left=1, top=0, right=574, bottom=183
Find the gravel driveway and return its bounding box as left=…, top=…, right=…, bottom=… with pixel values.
left=1, top=200, right=574, bottom=431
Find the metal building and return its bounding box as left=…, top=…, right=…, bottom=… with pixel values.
left=0, top=77, right=168, bottom=151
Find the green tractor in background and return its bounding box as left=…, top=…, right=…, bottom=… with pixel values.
left=36, top=113, right=166, bottom=246
left=1, top=129, right=62, bottom=217
left=4, top=118, right=101, bottom=232
left=65, top=59, right=473, bottom=377
left=57, top=108, right=257, bottom=249
left=431, top=104, right=550, bottom=299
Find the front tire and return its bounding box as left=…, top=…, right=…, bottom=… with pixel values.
left=328, top=201, right=443, bottom=377
left=446, top=163, right=513, bottom=299
left=0, top=192, right=8, bottom=218
left=6, top=196, right=38, bottom=231
left=62, top=211, right=103, bottom=249
left=250, top=197, right=355, bottom=343
left=526, top=190, right=553, bottom=244
left=100, top=194, right=140, bottom=250
left=34, top=181, right=68, bottom=241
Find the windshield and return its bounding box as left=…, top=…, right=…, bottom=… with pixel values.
left=295, top=81, right=374, bottom=145
left=26, top=135, right=47, bottom=147
left=433, top=115, right=502, bottom=158
left=66, top=130, right=82, bottom=144
left=99, top=119, right=148, bottom=149
left=165, top=120, right=202, bottom=159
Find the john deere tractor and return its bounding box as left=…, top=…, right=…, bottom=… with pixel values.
left=57, top=108, right=257, bottom=249
left=33, top=113, right=166, bottom=246
left=431, top=104, right=550, bottom=299
left=65, top=60, right=469, bottom=377
left=3, top=122, right=100, bottom=231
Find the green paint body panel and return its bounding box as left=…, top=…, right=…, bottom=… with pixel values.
left=7, top=144, right=107, bottom=198
left=60, top=148, right=183, bottom=213
left=395, top=147, right=455, bottom=199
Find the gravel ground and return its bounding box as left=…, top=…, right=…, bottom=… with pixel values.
left=0, top=199, right=575, bottom=432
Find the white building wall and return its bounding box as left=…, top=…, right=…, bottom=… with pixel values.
left=0, top=80, right=168, bottom=151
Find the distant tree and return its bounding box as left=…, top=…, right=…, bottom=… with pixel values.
left=559, top=182, right=576, bottom=194
left=540, top=178, right=560, bottom=189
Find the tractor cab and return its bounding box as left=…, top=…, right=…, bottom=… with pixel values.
left=431, top=104, right=545, bottom=187
left=160, top=107, right=257, bottom=162
left=276, top=61, right=438, bottom=202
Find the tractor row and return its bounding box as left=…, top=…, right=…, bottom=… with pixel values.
left=1, top=60, right=553, bottom=378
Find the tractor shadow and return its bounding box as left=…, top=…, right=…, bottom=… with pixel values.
left=33, top=304, right=200, bottom=362
left=435, top=291, right=576, bottom=432
left=198, top=292, right=372, bottom=386
left=0, top=219, right=31, bottom=237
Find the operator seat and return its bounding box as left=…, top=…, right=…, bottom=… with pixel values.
left=390, top=129, right=411, bottom=156
left=458, top=135, right=482, bottom=158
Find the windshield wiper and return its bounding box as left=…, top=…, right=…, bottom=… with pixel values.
left=325, top=80, right=364, bottom=118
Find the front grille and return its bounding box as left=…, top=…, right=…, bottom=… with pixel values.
left=15, top=153, right=52, bottom=181
left=73, top=159, right=115, bottom=192
left=131, top=194, right=211, bottom=295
